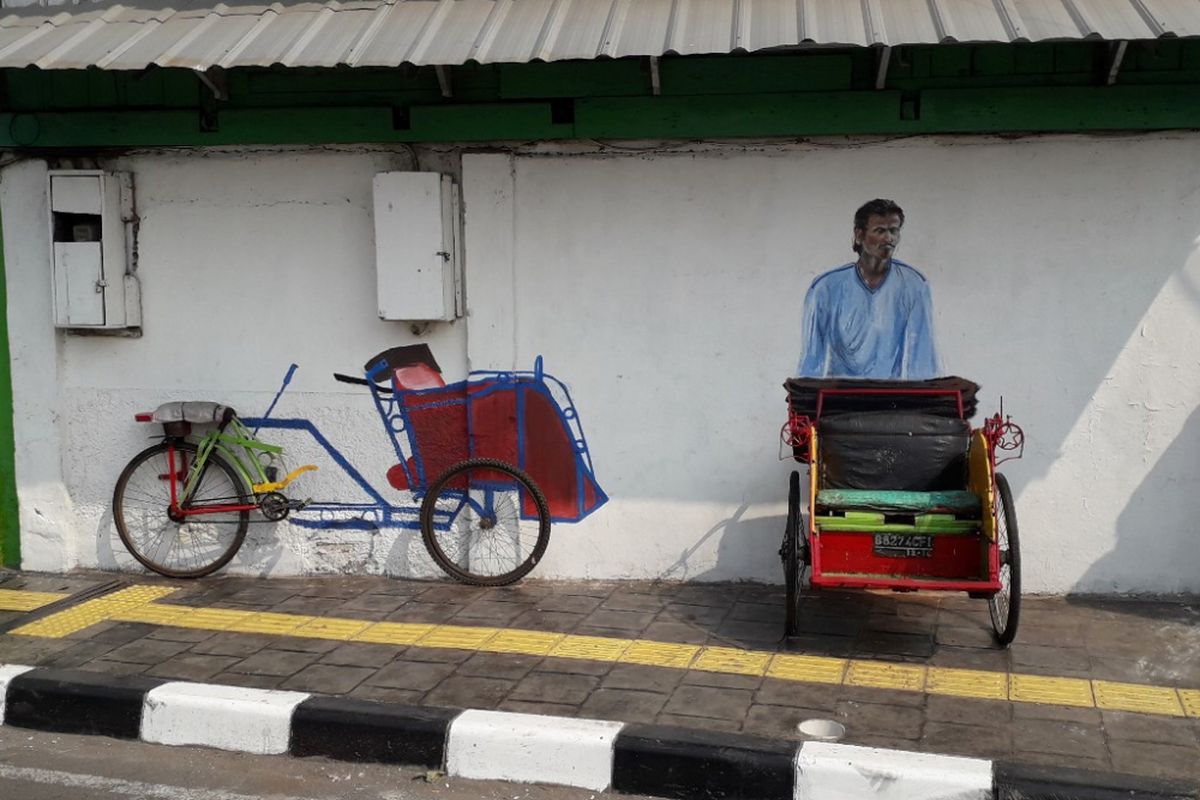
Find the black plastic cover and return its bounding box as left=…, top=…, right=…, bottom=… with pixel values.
left=784, top=376, right=980, bottom=419
left=818, top=411, right=970, bottom=491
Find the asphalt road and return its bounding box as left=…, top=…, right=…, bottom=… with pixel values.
left=0, top=727, right=652, bottom=800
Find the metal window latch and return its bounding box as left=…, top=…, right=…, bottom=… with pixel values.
left=94, top=279, right=108, bottom=293
left=436, top=251, right=450, bottom=262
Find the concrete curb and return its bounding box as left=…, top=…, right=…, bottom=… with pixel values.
left=0, top=664, right=1196, bottom=800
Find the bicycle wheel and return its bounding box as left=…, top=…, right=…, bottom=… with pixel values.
left=113, top=441, right=249, bottom=578
left=988, top=472, right=1021, bottom=647
left=782, top=470, right=803, bottom=637
left=420, top=458, right=551, bottom=586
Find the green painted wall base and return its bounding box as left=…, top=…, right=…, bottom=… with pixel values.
left=0, top=223, right=19, bottom=567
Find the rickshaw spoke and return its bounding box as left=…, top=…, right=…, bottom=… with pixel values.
left=420, top=458, right=551, bottom=586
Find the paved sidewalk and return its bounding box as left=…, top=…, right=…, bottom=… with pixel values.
left=0, top=569, right=1197, bottom=784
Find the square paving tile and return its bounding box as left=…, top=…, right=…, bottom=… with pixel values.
left=423, top=676, right=514, bottom=709
left=1101, top=710, right=1200, bottom=747
left=332, top=594, right=411, bottom=616
left=509, top=672, right=599, bottom=705
left=76, top=660, right=151, bottom=677
left=510, top=610, right=586, bottom=633
left=834, top=700, right=924, bottom=741
left=580, top=608, right=656, bottom=633
left=580, top=689, right=667, bottom=722
left=366, top=659, right=457, bottom=691
left=663, top=685, right=753, bottom=720
left=602, top=665, right=685, bottom=694
left=348, top=685, right=427, bottom=705
left=454, top=600, right=534, bottom=623
left=146, top=654, right=241, bottom=682
left=1009, top=718, right=1109, bottom=761
left=743, top=704, right=829, bottom=739
left=281, top=664, right=375, bottom=694
left=655, top=713, right=743, bottom=733
left=921, top=722, right=1012, bottom=759
left=228, top=649, right=321, bottom=677
left=211, top=671, right=288, bottom=690
left=457, top=652, right=542, bottom=681
left=189, top=633, right=278, bottom=657
left=319, top=642, right=402, bottom=669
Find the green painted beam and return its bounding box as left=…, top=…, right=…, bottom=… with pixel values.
left=4, top=83, right=1200, bottom=147
left=0, top=221, right=19, bottom=567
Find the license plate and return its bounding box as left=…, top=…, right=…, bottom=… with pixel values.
left=873, top=533, right=933, bottom=558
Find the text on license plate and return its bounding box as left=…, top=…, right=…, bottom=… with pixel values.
left=873, top=533, right=933, bottom=558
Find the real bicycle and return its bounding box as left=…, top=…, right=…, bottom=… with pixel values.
left=112, top=345, right=607, bottom=585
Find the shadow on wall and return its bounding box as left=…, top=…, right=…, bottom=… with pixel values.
left=1072, top=405, right=1200, bottom=596
left=655, top=501, right=787, bottom=586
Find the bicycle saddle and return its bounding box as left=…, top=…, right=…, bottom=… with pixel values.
left=151, top=401, right=234, bottom=424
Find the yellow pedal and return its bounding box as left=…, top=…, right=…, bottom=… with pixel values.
left=253, top=465, right=318, bottom=494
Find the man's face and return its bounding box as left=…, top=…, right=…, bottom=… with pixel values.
left=855, top=213, right=902, bottom=260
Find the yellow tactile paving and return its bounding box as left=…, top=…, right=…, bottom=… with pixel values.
left=846, top=660, right=927, bottom=692
left=0, top=589, right=68, bottom=611
left=766, top=654, right=847, bottom=684
left=10, top=585, right=177, bottom=638
left=166, top=608, right=255, bottom=630
left=620, top=640, right=700, bottom=669
left=295, top=617, right=373, bottom=641
left=1009, top=673, right=1095, bottom=708
left=417, top=625, right=499, bottom=650
left=484, top=630, right=565, bottom=656
left=226, top=612, right=313, bottom=636
left=5, top=583, right=1197, bottom=721
left=1092, top=680, right=1186, bottom=717
left=693, top=646, right=771, bottom=676
left=548, top=634, right=631, bottom=662
left=352, top=622, right=437, bottom=645
left=927, top=667, right=1008, bottom=700
left=1179, top=689, right=1200, bottom=718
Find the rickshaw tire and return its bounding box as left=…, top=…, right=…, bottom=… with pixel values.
left=113, top=440, right=249, bottom=579
left=989, top=472, right=1021, bottom=647
left=784, top=470, right=803, bottom=637
left=420, top=457, right=551, bottom=587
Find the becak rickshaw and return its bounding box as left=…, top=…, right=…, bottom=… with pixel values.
left=781, top=377, right=1024, bottom=646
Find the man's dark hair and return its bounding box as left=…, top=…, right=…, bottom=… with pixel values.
left=852, top=198, right=904, bottom=253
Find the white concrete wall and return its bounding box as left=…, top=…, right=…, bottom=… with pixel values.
left=464, top=136, right=1200, bottom=594
left=4, top=136, right=1199, bottom=593
left=4, top=146, right=468, bottom=578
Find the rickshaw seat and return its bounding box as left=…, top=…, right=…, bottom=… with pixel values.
left=816, top=489, right=980, bottom=515
left=818, top=411, right=970, bottom=492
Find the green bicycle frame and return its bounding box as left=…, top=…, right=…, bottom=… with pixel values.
left=180, top=416, right=283, bottom=502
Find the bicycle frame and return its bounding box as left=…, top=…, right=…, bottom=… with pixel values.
left=169, top=417, right=283, bottom=517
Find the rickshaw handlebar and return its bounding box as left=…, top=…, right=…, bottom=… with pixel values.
left=333, top=373, right=393, bottom=393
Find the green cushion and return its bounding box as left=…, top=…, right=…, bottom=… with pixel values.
left=813, top=510, right=978, bottom=534
left=816, top=489, right=981, bottom=514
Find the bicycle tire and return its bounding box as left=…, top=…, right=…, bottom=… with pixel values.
left=988, top=473, right=1021, bottom=647
left=782, top=470, right=802, bottom=637
left=113, top=440, right=249, bottom=578
left=420, top=457, right=551, bottom=586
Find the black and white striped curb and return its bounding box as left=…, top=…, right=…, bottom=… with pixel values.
left=1, top=664, right=1195, bottom=800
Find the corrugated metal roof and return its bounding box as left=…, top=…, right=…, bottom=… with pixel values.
left=0, top=0, right=1192, bottom=71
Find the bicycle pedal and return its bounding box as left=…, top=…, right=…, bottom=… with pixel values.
left=288, top=497, right=313, bottom=512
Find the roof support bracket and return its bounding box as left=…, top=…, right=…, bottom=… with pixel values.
left=436, top=65, right=453, bottom=98
left=194, top=68, right=226, bottom=101
left=875, top=46, right=892, bottom=90
left=1106, top=40, right=1128, bottom=86
left=649, top=56, right=661, bottom=96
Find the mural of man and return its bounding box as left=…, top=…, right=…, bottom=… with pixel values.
left=796, top=198, right=940, bottom=380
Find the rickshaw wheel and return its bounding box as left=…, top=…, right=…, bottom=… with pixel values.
left=420, top=458, right=551, bottom=587
left=988, top=473, right=1021, bottom=647
left=782, top=470, right=804, bottom=636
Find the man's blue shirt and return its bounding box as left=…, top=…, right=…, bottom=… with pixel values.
left=796, top=259, right=940, bottom=379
